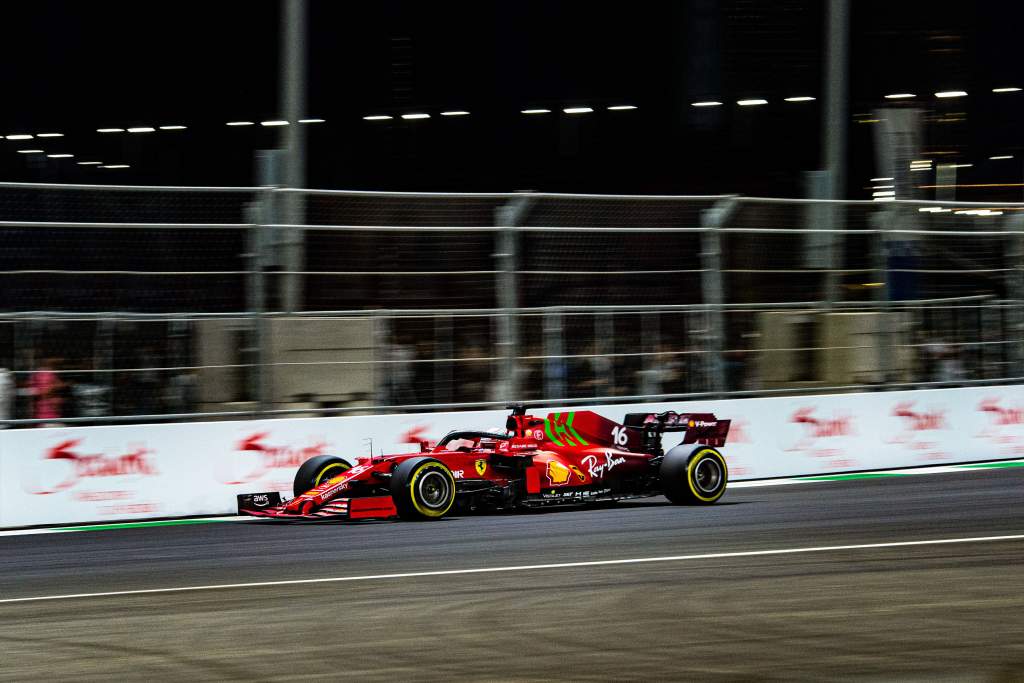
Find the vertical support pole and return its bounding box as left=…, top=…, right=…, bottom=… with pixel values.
left=701, top=199, right=735, bottom=397
left=280, top=0, right=307, bottom=312
left=821, top=0, right=849, bottom=310
left=246, top=190, right=271, bottom=415
left=494, top=194, right=534, bottom=403
left=872, top=214, right=894, bottom=385
left=824, top=0, right=848, bottom=204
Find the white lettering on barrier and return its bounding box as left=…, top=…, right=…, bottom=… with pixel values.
left=1, top=384, right=1022, bottom=527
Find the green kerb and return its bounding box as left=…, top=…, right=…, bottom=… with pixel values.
left=802, top=472, right=908, bottom=481
left=59, top=518, right=234, bottom=533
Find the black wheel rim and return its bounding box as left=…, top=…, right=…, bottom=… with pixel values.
left=694, top=457, right=722, bottom=494
left=417, top=470, right=451, bottom=509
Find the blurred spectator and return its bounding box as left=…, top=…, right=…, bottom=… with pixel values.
left=30, top=356, right=65, bottom=425
left=164, top=369, right=199, bottom=415
left=568, top=342, right=616, bottom=398
left=413, top=340, right=436, bottom=405
left=926, top=338, right=965, bottom=383
left=135, top=346, right=163, bottom=415
left=383, top=337, right=416, bottom=405
left=456, top=337, right=490, bottom=403
left=543, top=346, right=567, bottom=401
left=0, top=367, right=12, bottom=427
left=637, top=345, right=684, bottom=396
left=724, top=349, right=749, bottom=393
left=68, top=363, right=112, bottom=423
left=502, top=342, right=542, bottom=402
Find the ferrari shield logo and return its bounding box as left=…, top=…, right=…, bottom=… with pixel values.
left=475, top=459, right=487, bottom=476
left=546, top=460, right=571, bottom=485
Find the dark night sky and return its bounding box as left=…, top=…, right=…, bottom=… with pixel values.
left=1, top=1, right=1022, bottom=198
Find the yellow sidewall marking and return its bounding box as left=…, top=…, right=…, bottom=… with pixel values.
left=314, top=462, right=350, bottom=487
left=686, top=448, right=727, bottom=502
left=409, top=462, right=455, bottom=518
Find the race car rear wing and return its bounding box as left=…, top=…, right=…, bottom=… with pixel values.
left=623, top=411, right=731, bottom=448
left=530, top=407, right=730, bottom=452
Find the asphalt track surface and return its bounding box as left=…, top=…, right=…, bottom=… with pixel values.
left=2, top=468, right=1024, bottom=681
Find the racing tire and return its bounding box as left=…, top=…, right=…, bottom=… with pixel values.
left=293, top=455, right=353, bottom=498
left=660, top=445, right=728, bottom=505
left=390, top=457, right=457, bottom=521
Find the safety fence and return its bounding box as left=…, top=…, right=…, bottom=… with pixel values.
left=0, top=182, right=1021, bottom=425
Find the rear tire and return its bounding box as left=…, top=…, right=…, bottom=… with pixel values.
left=293, top=455, right=352, bottom=497
left=660, top=446, right=727, bottom=505
left=390, top=457, right=457, bottom=521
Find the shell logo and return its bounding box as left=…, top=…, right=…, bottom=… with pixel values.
left=546, top=460, right=572, bottom=485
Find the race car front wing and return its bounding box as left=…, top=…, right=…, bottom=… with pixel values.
left=237, top=492, right=398, bottom=521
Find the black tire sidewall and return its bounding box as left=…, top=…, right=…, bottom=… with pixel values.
left=390, top=457, right=456, bottom=520
left=660, top=445, right=728, bottom=505
left=293, top=454, right=353, bottom=498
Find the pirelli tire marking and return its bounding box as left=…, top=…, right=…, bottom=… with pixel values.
left=686, top=448, right=728, bottom=503
left=314, top=462, right=350, bottom=487
left=406, top=460, right=457, bottom=519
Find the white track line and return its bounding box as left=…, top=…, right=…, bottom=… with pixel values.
left=2, top=533, right=1022, bottom=605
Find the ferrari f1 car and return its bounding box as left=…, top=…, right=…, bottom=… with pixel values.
left=238, top=405, right=731, bottom=521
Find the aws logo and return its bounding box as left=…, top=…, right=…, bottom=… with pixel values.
left=545, top=460, right=586, bottom=485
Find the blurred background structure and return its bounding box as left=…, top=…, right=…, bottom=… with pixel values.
left=1, top=0, right=1022, bottom=424
left=0, top=185, right=1020, bottom=424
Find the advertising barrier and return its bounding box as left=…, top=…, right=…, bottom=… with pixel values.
left=1, top=384, right=1022, bottom=528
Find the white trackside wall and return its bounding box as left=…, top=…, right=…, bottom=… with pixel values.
left=1, top=384, right=1022, bottom=528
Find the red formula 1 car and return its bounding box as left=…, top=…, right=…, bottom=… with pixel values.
left=238, top=405, right=731, bottom=521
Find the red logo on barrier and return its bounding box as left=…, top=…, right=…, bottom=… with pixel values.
left=979, top=398, right=1024, bottom=426
left=892, top=402, right=947, bottom=431
left=791, top=407, right=853, bottom=438
left=727, top=418, right=750, bottom=444
left=27, top=439, right=157, bottom=495
left=400, top=425, right=435, bottom=448
left=220, top=432, right=328, bottom=485
left=977, top=397, right=1024, bottom=456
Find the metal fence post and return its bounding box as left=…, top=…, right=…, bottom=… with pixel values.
left=245, top=189, right=272, bottom=415
left=700, top=199, right=736, bottom=397
left=494, top=194, right=534, bottom=403
left=280, top=0, right=307, bottom=314
left=872, top=207, right=895, bottom=385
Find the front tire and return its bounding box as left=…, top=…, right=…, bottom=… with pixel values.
left=293, top=455, right=352, bottom=497
left=660, top=446, right=728, bottom=505
left=390, top=457, right=457, bottom=521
